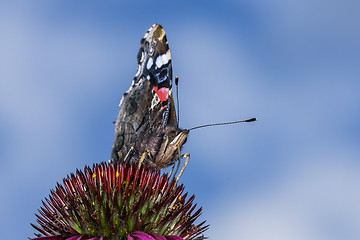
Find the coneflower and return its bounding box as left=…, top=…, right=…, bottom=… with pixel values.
left=31, top=162, right=208, bottom=240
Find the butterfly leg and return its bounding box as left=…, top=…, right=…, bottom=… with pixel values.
left=168, top=161, right=176, bottom=180
left=123, top=146, right=136, bottom=163
left=169, top=157, right=181, bottom=181
left=169, top=147, right=183, bottom=181
left=175, top=152, right=190, bottom=185
left=138, top=150, right=152, bottom=169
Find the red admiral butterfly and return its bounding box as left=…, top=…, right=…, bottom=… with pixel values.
left=110, top=24, right=257, bottom=178
left=110, top=24, right=189, bottom=172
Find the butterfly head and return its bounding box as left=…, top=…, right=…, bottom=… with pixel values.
left=155, top=127, right=189, bottom=168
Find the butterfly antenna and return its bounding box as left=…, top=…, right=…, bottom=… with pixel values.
left=175, top=76, right=180, bottom=125
left=189, top=118, right=258, bottom=131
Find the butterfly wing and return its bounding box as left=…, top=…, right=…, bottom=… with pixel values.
left=111, top=24, right=187, bottom=168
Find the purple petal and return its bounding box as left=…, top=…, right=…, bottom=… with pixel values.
left=165, top=236, right=185, bottom=240
left=31, top=236, right=64, bottom=240
left=129, top=231, right=156, bottom=240
left=149, top=233, right=166, bottom=240
left=67, top=236, right=88, bottom=240
left=90, top=237, right=106, bottom=240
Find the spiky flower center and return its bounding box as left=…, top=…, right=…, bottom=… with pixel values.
left=31, top=162, right=207, bottom=240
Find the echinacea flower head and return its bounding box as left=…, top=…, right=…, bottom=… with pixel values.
left=31, top=162, right=208, bottom=240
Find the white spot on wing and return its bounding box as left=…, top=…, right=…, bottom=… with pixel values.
left=151, top=94, right=160, bottom=110
left=156, top=54, right=169, bottom=69
left=161, top=54, right=169, bottom=65
left=140, top=51, right=145, bottom=62
left=135, top=65, right=141, bottom=77
left=156, top=55, right=163, bottom=68
left=149, top=47, right=154, bottom=55
left=147, top=58, right=153, bottom=69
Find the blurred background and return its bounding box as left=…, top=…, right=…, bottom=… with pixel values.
left=1, top=1, right=359, bottom=239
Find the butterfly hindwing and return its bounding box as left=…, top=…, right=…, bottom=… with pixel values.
left=110, top=24, right=189, bottom=169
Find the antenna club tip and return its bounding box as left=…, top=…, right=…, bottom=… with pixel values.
left=246, top=118, right=258, bottom=122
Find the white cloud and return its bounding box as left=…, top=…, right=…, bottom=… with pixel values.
left=0, top=4, right=129, bottom=233
left=208, top=158, right=360, bottom=240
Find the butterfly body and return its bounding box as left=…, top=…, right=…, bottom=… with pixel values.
left=110, top=24, right=189, bottom=169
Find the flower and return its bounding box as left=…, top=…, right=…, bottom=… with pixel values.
left=31, top=162, right=208, bottom=240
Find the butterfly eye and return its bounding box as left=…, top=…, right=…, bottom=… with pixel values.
left=166, top=128, right=180, bottom=140
left=153, top=39, right=158, bottom=46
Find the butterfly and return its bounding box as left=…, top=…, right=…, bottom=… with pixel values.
left=110, top=24, right=189, bottom=172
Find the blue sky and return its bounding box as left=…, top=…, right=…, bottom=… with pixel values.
left=1, top=1, right=359, bottom=239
